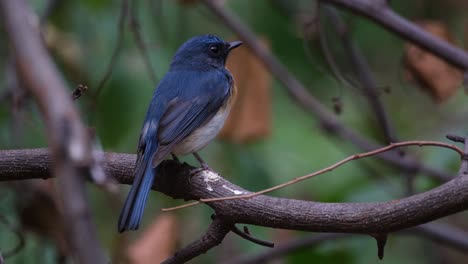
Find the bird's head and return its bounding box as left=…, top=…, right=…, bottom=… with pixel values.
left=170, top=34, right=242, bottom=70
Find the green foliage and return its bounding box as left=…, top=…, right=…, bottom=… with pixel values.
left=0, top=0, right=467, bottom=263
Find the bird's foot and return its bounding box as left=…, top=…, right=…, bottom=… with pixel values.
left=190, top=152, right=212, bottom=176
left=189, top=163, right=212, bottom=176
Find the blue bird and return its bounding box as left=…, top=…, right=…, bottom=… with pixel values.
left=118, top=34, right=242, bottom=232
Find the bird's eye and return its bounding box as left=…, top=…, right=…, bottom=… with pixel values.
left=210, top=45, right=220, bottom=55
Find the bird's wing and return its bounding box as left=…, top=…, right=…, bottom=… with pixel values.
left=151, top=70, right=232, bottom=166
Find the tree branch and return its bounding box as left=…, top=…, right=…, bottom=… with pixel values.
left=320, top=5, right=422, bottom=195
left=321, top=0, right=468, bottom=70
left=161, top=217, right=230, bottom=264
left=227, top=222, right=468, bottom=264
left=1, top=148, right=468, bottom=262
left=201, top=0, right=452, bottom=182
left=0, top=1, right=106, bottom=263
left=321, top=5, right=398, bottom=144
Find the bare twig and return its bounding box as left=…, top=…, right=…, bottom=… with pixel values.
left=316, top=7, right=356, bottom=92
left=161, top=140, right=463, bottom=209
left=1, top=148, right=468, bottom=262
left=446, top=134, right=466, bottom=144
left=129, top=0, right=158, bottom=83
left=231, top=225, right=274, bottom=248
left=322, top=6, right=398, bottom=143
left=321, top=5, right=419, bottom=195
left=0, top=1, right=106, bottom=263
left=161, top=200, right=200, bottom=211
left=201, top=0, right=452, bottom=182
left=93, top=0, right=129, bottom=99
left=321, top=0, right=468, bottom=70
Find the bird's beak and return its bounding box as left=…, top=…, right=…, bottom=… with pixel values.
left=227, top=41, right=243, bottom=51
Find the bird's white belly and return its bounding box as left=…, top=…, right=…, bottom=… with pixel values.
left=172, top=106, right=230, bottom=155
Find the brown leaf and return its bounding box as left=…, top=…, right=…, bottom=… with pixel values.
left=219, top=37, right=272, bottom=143
left=127, top=214, right=179, bottom=264
left=404, top=21, right=463, bottom=103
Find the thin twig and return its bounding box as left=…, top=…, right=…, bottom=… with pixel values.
left=161, top=201, right=200, bottom=211
left=93, top=0, right=129, bottom=99
left=446, top=134, right=466, bottom=144
left=315, top=8, right=354, bottom=98
left=129, top=0, right=158, bottom=83
left=201, top=0, right=452, bottom=182
left=321, top=0, right=468, bottom=70
left=322, top=6, right=398, bottom=143
left=231, top=225, right=274, bottom=248
left=162, top=140, right=462, bottom=211
left=321, top=5, right=419, bottom=195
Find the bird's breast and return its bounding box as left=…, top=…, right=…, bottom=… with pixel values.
left=172, top=85, right=237, bottom=155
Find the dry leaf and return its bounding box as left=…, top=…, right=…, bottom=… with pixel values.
left=404, top=21, right=463, bottom=103
left=219, top=37, right=272, bottom=143
left=127, top=214, right=179, bottom=264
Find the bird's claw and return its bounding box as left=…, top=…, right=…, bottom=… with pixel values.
left=189, top=164, right=212, bottom=177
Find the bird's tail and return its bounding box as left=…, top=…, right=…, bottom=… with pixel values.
left=118, top=144, right=156, bottom=232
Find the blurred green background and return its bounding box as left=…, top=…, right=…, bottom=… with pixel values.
left=1, top=0, right=468, bottom=263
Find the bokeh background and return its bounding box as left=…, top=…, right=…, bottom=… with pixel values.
left=1, top=0, right=468, bottom=263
